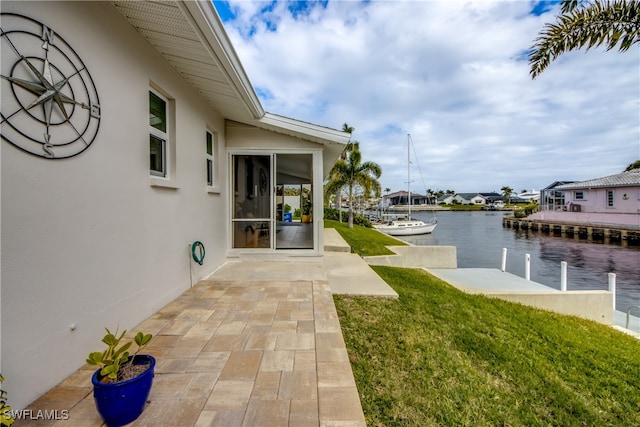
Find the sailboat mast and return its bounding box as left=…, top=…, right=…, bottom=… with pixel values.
left=407, top=134, right=411, bottom=219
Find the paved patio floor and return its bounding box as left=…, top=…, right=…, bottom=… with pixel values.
left=17, top=259, right=367, bottom=426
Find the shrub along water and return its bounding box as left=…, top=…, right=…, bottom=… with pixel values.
left=324, top=208, right=372, bottom=227
left=327, top=222, right=640, bottom=426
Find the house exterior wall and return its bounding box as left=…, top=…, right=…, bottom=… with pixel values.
left=1, top=1, right=229, bottom=408
left=453, top=195, right=466, bottom=204
left=454, top=194, right=485, bottom=205
left=531, top=185, right=640, bottom=227
left=525, top=211, right=640, bottom=227
left=567, top=187, right=639, bottom=214
left=439, top=195, right=455, bottom=205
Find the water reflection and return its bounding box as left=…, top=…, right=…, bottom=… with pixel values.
left=400, top=211, right=640, bottom=311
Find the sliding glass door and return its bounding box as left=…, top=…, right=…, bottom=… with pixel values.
left=231, top=153, right=314, bottom=251
left=231, top=154, right=271, bottom=248
left=275, top=154, right=313, bottom=250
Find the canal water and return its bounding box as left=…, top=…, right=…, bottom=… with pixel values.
left=397, top=210, right=640, bottom=312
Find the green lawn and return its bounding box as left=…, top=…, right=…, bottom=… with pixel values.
left=328, top=223, right=640, bottom=426
left=324, top=219, right=406, bottom=256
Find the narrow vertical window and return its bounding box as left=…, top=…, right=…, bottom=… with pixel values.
left=206, top=130, right=214, bottom=186
left=149, top=90, right=168, bottom=177
left=607, top=190, right=615, bottom=207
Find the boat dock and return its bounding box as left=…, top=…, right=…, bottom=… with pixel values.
left=502, top=217, right=640, bottom=245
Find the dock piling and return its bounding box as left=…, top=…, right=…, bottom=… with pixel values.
left=561, top=261, right=567, bottom=291
left=501, top=248, right=507, bottom=272
left=608, top=273, right=616, bottom=311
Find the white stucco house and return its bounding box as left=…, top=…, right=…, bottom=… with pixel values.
left=0, top=1, right=349, bottom=409
left=453, top=193, right=486, bottom=205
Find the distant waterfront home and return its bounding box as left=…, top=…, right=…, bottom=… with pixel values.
left=1, top=1, right=348, bottom=409
left=480, top=192, right=505, bottom=205
left=529, top=170, right=640, bottom=228
left=517, top=190, right=541, bottom=203
left=454, top=193, right=486, bottom=205
left=438, top=194, right=456, bottom=205
left=386, top=190, right=435, bottom=207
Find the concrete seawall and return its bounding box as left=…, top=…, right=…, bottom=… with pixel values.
left=326, top=229, right=636, bottom=334
left=503, top=217, right=640, bottom=245
left=364, top=245, right=457, bottom=269
left=363, top=242, right=614, bottom=326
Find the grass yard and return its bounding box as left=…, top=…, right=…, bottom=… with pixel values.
left=334, top=266, right=640, bottom=426
left=324, top=219, right=640, bottom=425
left=324, top=219, right=406, bottom=256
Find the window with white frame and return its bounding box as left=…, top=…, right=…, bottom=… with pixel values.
left=149, top=90, right=168, bottom=177
left=206, top=130, right=216, bottom=187
left=606, top=190, right=615, bottom=207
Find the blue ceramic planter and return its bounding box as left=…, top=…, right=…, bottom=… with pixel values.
left=91, top=355, right=155, bottom=427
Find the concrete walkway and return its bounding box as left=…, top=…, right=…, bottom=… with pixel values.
left=322, top=228, right=399, bottom=298
left=18, top=263, right=367, bottom=426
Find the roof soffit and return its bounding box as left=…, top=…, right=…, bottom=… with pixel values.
left=111, top=1, right=348, bottom=168
left=111, top=0, right=263, bottom=121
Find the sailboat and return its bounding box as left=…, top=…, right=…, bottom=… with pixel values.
left=374, top=134, right=437, bottom=236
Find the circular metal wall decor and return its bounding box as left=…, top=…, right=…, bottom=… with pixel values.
left=0, top=13, right=101, bottom=159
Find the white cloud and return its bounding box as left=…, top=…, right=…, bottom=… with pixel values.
left=218, top=0, right=640, bottom=193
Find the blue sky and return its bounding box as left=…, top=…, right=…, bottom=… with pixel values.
left=213, top=0, right=639, bottom=194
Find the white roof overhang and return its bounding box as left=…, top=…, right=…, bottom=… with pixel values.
left=111, top=0, right=349, bottom=175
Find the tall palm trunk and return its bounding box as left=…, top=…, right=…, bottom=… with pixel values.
left=348, top=185, right=354, bottom=228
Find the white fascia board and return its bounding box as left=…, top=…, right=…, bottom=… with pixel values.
left=258, top=113, right=350, bottom=178
left=258, top=113, right=351, bottom=146
left=179, top=1, right=264, bottom=119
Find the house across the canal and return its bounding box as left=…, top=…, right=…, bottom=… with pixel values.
left=531, top=169, right=640, bottom=228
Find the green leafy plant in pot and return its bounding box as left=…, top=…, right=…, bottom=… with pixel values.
left=87, top=328, right=154, bottom=427
left=301, top=188, right=312, bottom=223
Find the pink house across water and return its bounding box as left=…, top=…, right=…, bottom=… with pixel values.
left=531, top=169, right=640, bottom=228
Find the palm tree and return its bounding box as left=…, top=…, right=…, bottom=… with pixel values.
left=326, top=142, right=382, bottom=228
left=330, top=123, right=355, bottom=223
left=529, top=0, right=640, bottom=78
left=501, top=186, right=514, bottom=204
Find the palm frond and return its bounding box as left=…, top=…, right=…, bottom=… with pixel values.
left=529, top=0, right=640, bottom=78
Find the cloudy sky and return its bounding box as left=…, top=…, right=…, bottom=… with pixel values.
left=213, top=0, right=639, bottom=195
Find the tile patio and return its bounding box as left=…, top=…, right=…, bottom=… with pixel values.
left=17, top=261, right=367, bottom=426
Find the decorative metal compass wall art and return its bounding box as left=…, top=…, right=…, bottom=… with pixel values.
left=1, top=13, right=101, bottom=159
